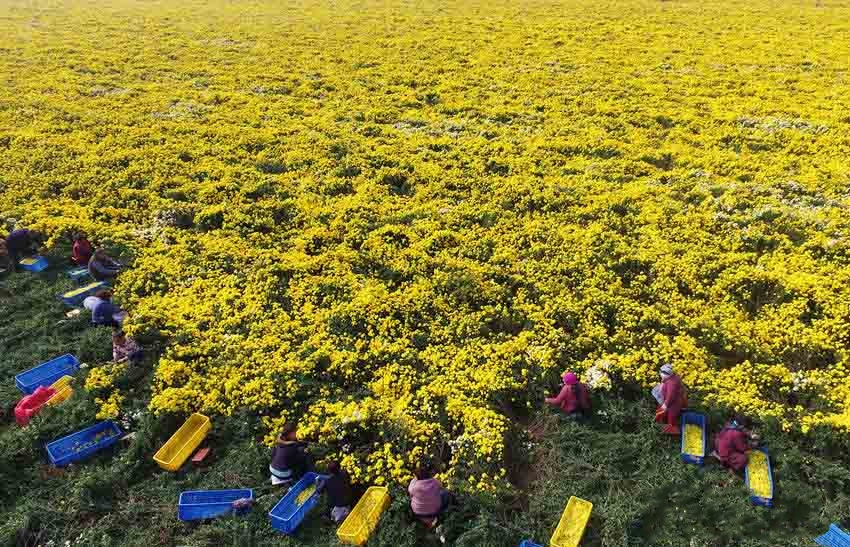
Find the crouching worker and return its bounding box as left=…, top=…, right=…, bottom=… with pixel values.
left=112, top=330, right=143, bottom=366
left=88, top=248, right=121, bottom=281
left=91, top=290, right=126, bottom=328
left=269, top=422, right=312, bottom=487
left=322, top=460, right=353, bottom=523
left=71, top=232, right=93, bottom=266
left=409, top=465, right=451, bottom=527
left=5, top=228, right=44, bottom=271
left=714, top=414, right=758, bottom=475
left=654, top=364, right=688, bottom=435
left=545, top=372, right=591, bottom=420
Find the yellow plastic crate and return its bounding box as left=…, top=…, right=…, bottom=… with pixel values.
left=153, top=413, right=211, bottom=471
left=337, top=486, right=390, bottom=546
left=49, top=375, right=74, bottom=391
left=683, top=424, right=703, bottom=456
left=46, top=375, right=75, bottom=405
left=551, top=496, right=592, bottom=547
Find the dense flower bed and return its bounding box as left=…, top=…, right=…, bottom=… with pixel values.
left=2, top=0, right=849, bottom=492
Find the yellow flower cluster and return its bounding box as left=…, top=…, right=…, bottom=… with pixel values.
left=2, top=0, right=850, bottom=491
left=95, top=393, right=125, bottom=420
left=84, top=364, right=127, bottom=419
left=84, top=364, right=124, bottom=393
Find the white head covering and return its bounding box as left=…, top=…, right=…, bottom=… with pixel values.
left=659, top=363, right=674, bottom=377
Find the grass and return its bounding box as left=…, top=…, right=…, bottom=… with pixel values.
left=2, top=257, right=849, bottom=547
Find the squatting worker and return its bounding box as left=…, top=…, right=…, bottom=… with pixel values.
left=322, top=460, right=353, bottom=523
left=5, top=228, right=43, bottom=271
left=269, top=422, right=312, bottom=487
left=714, top=414, right=758, bottom=474
left=112, top=329, right=143, bottom=366
left=409, top=464, right=451, bottom=527
left=71, top=232, right=93, bottom=266
left=654, top=363, right=688, bottom=435
left=91, top=290, right=126, bottom=328
left=88, top=247, right=121, bottom=281
left=545, top=372, right=592, bottom=419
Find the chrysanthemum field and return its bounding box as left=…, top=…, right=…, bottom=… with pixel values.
left=2, top=0, right=850, bottom=536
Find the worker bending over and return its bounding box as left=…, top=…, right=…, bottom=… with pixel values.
left=322, top=460, right=354, bottom=523
left=714, top=414, right=759, bottom=475
left=653, top=364, right=688, bottom=435
left=88, top=248, right=121, bottom=281
left=5, top=228, right=44, bottom=271
left=409, top=464, right=451, bottom=527
left=269, top=422, right=312, bottom=487
left=71, top=232, right=93, bottom=266
left=545, top=372, right=592, bottom=419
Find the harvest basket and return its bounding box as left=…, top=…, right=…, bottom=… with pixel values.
left=153, top=413, right=211, bottom=472
left=337, top=486, right=390, bottom=545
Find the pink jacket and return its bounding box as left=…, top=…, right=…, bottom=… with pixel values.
left=547, top=383, right=591, bottom=414
left=408, top=478, right=443, bottom=516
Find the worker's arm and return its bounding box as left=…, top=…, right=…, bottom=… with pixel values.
left=545, top=384, right=570, bottom=406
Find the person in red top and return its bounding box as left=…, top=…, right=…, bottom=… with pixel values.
left=545, top=372, right=592, bottom=419
left=654, top=364, right=688, bottom=435
left=71, top=232, right=93, bottom=266
left=714, top=415, right=757, bottom=474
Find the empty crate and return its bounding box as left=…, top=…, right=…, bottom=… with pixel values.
left=15, top=385, right=57, bottom=426
left=15, top=354, right=80, bottom=394
left=46, top=375, right=74, bottom=405
left=337, top=486, right=390, bottom=545
left=153, top=413, right=211, bottom=472
left=550, top=496, right=593, bottom=547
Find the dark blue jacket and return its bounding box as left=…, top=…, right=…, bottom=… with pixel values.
left=92, top=300, right=119, bottom=325
left=5, top=229, right=32, bottom=252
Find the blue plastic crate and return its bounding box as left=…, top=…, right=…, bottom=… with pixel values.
left=519, top=541, right=543, bottom=547
left=815, top=524, right=850, bottom=547
left=268, top=473, right=328, bottom=534
left=15, top=354, right=80, bottom=394
left=178, top=489, right=254, bottom=521
left=19, top=256, right=48, bottom=272
left=59, top=281, right=109, bottom=307
left=46, top=421, right=123, bottom=467
left=67, top=267, right=91, bottom=284
left=744, top=447, right=774, bottom=507
left=680, top=412, right=707, bottom=465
